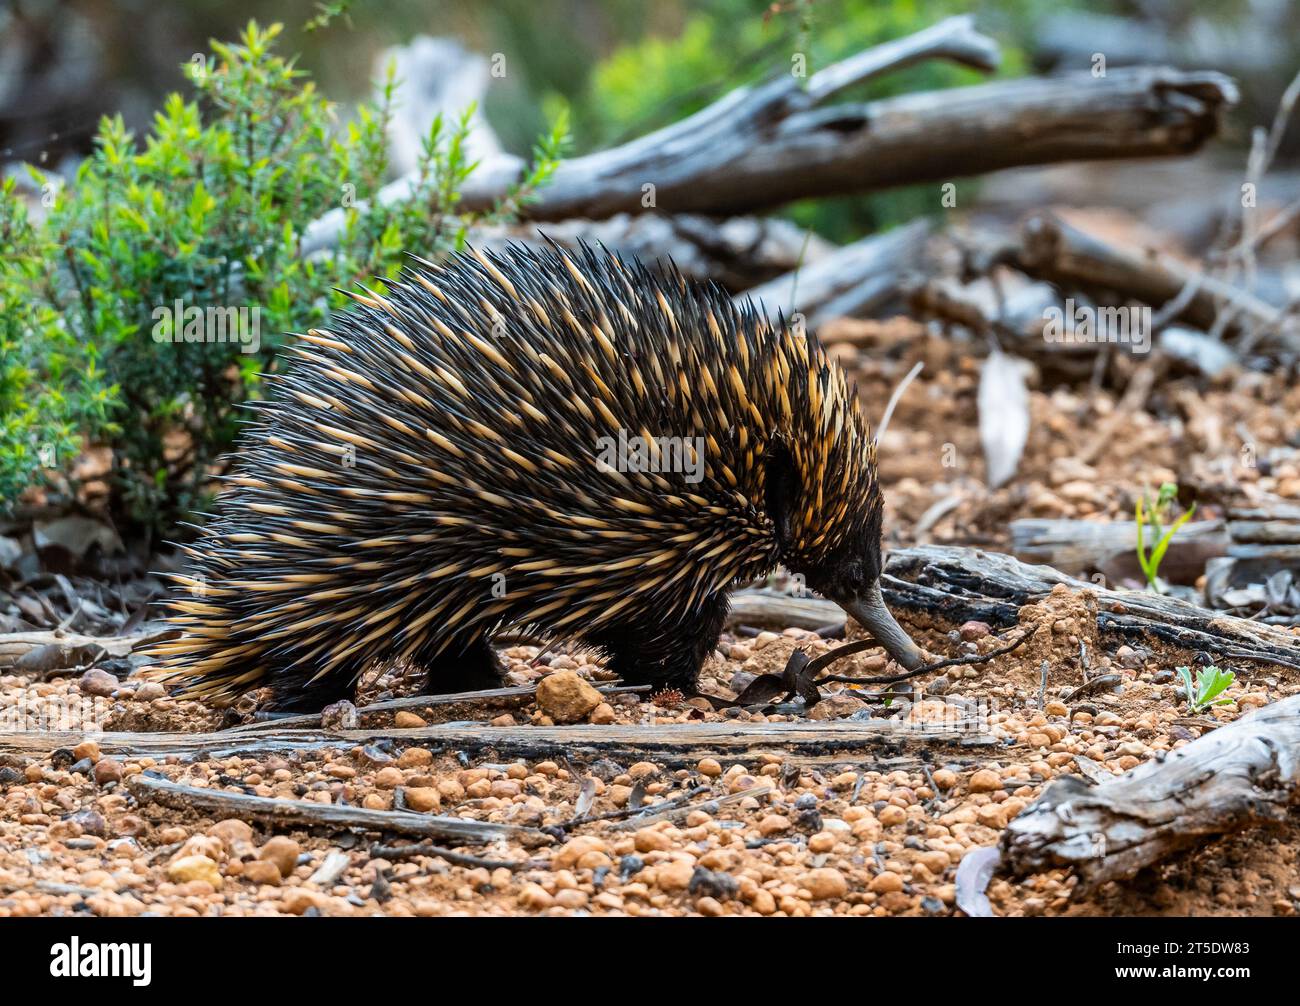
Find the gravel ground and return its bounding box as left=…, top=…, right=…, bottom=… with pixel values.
left=3, top=301, right=1300, bottom=917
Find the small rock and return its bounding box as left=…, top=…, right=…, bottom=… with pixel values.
left=803, top=867, right=848, bottom=901
left=968, top=769, right=1001, bottom=793
left=959, top=621, right=991, bottom=641
left=553, top=836, right=609, bottom=870
left=633, top=828, right=672, bottom=853
left=167, top=855, right=223, bottom=887
left=403, top=787, right=441, bottom=812
left=206, top=819, right=253, bottom=853
left=242, top=860, right=282, bottom=886
left=535, top=670, right=603, bottom=724
left=869, top=870, right=904, bottom=894
left=809, top=693, right=861, bottom=720
left=689, top=866, right=738, bottom=900
left=655, top=859, right=695, bottom=892
left=697, top=758, right=723, bottom=777
left=73, top=740, right=101, bottom=762
left=66, top=809, right=106, bottom=837
left=92, top=759, right=123, bottom=786
left=134, top=682, right=166, bottom=701
left=588, top=702, right=616, bottom=724
left=518, top=883, right=554, bottom=910
left=79, top=669, right=119, bottom=698
left=259, top=836, right=302, bottom=878
left=394, top=711, right=426, bottom=728
left=757, top=814, right=790, bottom=836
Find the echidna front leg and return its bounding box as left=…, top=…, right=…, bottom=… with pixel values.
left=589, top=591, right=730, bottom=692
left=417, top=634, right=506, bottom=695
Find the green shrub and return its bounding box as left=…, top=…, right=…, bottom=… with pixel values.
left=0, top=20, right=565, bottom=536
left=0, top=180, right=118, bottom=507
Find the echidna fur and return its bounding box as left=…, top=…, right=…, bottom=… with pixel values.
left=148, top=241, right=922, bottom=710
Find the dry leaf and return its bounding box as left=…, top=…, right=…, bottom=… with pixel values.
left=978, top=350, right=1029, bottom=488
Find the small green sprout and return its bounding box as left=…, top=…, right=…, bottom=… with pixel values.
left=1135, top=482, right=1196, bottom=594
left=1175, top=665, right=1235, bottom=714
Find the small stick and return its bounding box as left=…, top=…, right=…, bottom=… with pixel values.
left=818, top=625, right=1039, bottom=687
left=550, top=785, right=710, bottom=834
left=368, top=842, right=531, bottom=871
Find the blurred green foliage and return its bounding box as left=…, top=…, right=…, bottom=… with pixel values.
left=556, top=0, right=1042, bottom=241
left=0, top=21, right=565, bottom=535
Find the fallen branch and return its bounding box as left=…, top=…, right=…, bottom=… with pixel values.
left=740, top=220, right=931, bottom=326
left=508, top=66, right=1233, bottom=222
left=882, top=545, right=1300, bottom=673
left=818, top=625, right=1038, bottom=687
left=1015, top=212, right=1299, bottom=351
left=5, top=716, right=996, bottom=767
left=228, top=683, right=649, bottom=732
left=998, top=693, right=1300, bottom=891
left=367, top=842, right=531, bottom=871
left=301, top=19, right=1231, bottom=247
left=127, top=772, right=537, bottom=845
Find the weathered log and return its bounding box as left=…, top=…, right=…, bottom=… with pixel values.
left=882, top=545, right=1300, bottom=671
left=1015, top=212, right=1300, bottom=350
left=0, top=629, right=160, bottom=669
left=740, top=220, right=931, bottom=327
left=302, top=18, right=1231, bottom=249
left=728, top=589, right=843, bottom=630
left=226, top=683, right=649, bottom=732
left=0, top=717, right=995, bottom=767
left=127, top=773, right=536, bottom=845
left=999, top=693, right=1300, bottom=890
left=480, top=213, right=836, bottom=293
left=1009, top=517, right=1229, bottom=581
left=501, top=66, right=1234, bottom=223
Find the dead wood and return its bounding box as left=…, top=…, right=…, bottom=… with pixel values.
left=0, top=629, right=158, bottom=669
left=504, top=66, right=1233, bottom=223
left=734, top=546, right=1300, bottom=672
left=227, top=683, right=649, bottom=732
left=1009, top=517, right=1229, bottom=580
left=301, top=18, right=1231, bottom=247
left=739, top=220, right=931, bottom=327
left=480, top=213, right=836, bottom=293
left=1015, top=212, right=1300, bottom=351
left=999, top=693, right=1300, bottom=890
left=127, top=773, right=537, bottom=845
left=882, top=545, right=1300, bottom=672
left=1, top=717, right=995, bottom=768
left=728, top=589, right=845, bottom=630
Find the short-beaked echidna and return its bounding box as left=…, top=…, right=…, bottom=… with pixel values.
left=149, top=242, right=924, bottom=710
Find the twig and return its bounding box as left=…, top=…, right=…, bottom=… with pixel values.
left=1064, top=673, right=1123, bottom=702
left=368, top=842, right=532, bottom=871
left=874, top=360, right=924, bottom=444
left=610, top=785, right=774, bottom=830
left=127, top=772, right=535, bottom=845
left=550, top=785, right=709, bottom=834
left=818, top=625, right=1039, bottom=687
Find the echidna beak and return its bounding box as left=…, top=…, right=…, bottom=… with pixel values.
left=840, top=581, right=927, bottom=671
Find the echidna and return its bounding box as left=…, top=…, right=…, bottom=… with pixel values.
left=149, top=242, right=924, bottom=710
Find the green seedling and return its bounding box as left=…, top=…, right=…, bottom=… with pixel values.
left=1135, top=482, right=1195, bottom=594
left=1175, top=665, right=1235, bottom=714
